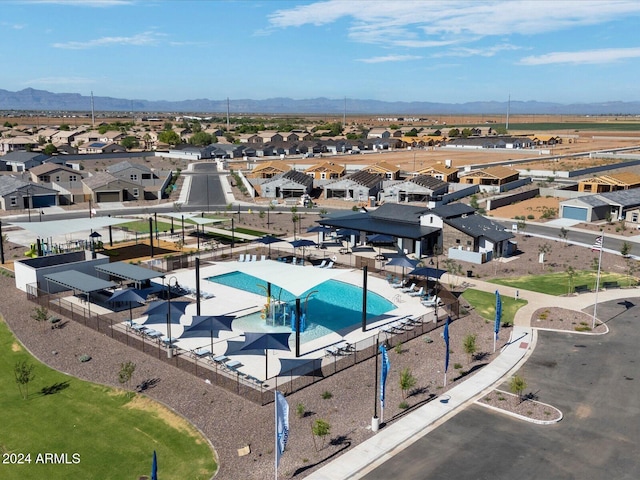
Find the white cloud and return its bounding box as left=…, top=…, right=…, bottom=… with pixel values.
left=438, top=43, right=522, bottom=58
left=268, top=1, right=640, bottom=47
left=52, top=31, right=164, bottom=49
left=357, top=54, right=423, bottom=64
left=520, top=47, right=640, bottom=65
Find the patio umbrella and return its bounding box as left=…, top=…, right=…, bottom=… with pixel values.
left=385, top=255, right=419, bottom=280
left=181, top=315, right=235, bottom=354
left=289, top=238, right=317, bottom=258
left=107, top=287, right=148, bottom=325
left=240, top=332, right=292, bottom=380
left=408, top=266, right=447, bottom=280
left=255, top=235, right=282, bottom=257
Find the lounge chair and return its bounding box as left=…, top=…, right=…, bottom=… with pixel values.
left=251, top=254, right=257, bottom=262
left=421, top=296, right=441, bottom=307
left=260, top=255, right=267, bottom=261
left=391, top=279, right=407, bottom=289
left=323, top=261, right=334, bottom=269
left=409, top=286, right=424, bottom=297
left=401, top=282, right=416, bottom=293
left=315, top=260, right=327, bottom=268
left=238, top=254, right=245, bottom=262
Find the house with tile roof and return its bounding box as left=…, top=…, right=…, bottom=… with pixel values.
left=360, top=161, right=401, bottom=180
left=415, top=163, right=459, bottom=183
left=247, top=160, right=291, bottom=179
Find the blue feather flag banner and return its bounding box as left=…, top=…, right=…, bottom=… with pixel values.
left=275, top=391, right=289, bottom=466
left=379, top=344, right=390, bottom=409
left=494, top=290, right=502, bottom=340
left=444, top=316, right=450, bottom=373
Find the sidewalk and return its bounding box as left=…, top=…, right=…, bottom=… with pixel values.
left=307, top=276, right=637, bottom=479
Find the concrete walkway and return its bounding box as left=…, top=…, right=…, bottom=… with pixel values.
left=307, top=276, right=639, bottom=480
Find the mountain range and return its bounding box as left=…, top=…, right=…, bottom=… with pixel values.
left=1, top=88, right=640, bottom=115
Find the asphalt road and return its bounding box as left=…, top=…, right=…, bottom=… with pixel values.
left=363, top=298, right=640, bottom=480
left=184, top=166, right=227, bottom=208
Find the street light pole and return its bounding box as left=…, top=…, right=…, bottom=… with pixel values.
left=166, top=276, right=178, bottom=359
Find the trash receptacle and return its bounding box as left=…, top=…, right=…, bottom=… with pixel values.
left=467, top=270, right=473, bottom=278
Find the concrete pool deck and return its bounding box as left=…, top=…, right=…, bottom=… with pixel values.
left=129, top=259, right=436, bottom=381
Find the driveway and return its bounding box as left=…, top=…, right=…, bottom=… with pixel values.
left=363, top=298, right=640, bottom=480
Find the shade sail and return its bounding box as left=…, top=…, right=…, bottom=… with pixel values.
left=181, top=315, right=235, bottom=353
left=255, top=235, right=282, bottom=245
left=142, top=300, right=190, bottom=325
left=408, top=266, right=447, bottom=279
left=108, top=288, right=147, bottom=304
left=241, top=332, right=292, bottom=352
left=289, top=239, right=316, bottom=249
left=385, top=256, right=419, bottom=269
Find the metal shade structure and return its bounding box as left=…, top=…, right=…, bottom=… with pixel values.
left=181, top=315, right=235, bottom=354
left=385, top=255, right=419, bottom=279
left=366, top=233, right=394, bottom=244
left=142, top=300, right=190, bottom=326
left=240, top=332, right=292, bottom=380
left=408, top=266, right=447, bottom=280
left=108, top=288, right=148, bottom=325
left=306, top=225, right=331, bottom=233
left=254, top=235, right=283, bottom=257
left=289, top=238, right=317, bottom=257
left=336, top=228, right=359, bottom=238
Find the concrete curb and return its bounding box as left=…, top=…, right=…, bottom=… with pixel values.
left=474, top=389, right=563, bottom=425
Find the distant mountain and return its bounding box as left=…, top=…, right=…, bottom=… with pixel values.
left=1, top=88, right=640, bottom=115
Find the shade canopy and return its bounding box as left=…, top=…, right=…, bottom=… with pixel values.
left=182, top=315, right=235, bottom=338
left=142, top=300, right=190, bottom=325
left=241, top=332, right=292, bottom=352
left=108, top=288, right=147, bottom=304
left=9, top=216, right=132, bottom=238
left=336, top=228, right=360, bottom=237
left=44, top=270, right=117, bottom=294
left=289, top=239, right=317, bottom=249
left=408, top=266, right=447, bottom=279
left=95, top=262, right=163, bottom=284
left=385, top=256, right=419, bottom=269
left=255, top=235, right=282, bottom=245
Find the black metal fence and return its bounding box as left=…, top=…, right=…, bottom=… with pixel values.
left=26, top=260, right=461, bottom=405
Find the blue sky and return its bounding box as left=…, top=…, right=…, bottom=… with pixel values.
left=2, top=0, right=640, bottom=104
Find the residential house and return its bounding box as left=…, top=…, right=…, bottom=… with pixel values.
left=367, top=128, right=391, bottom=139
left=238, top=134, right=262, bottom=144
left=0, top=136, right=39, bottom=154
left=1, top=151, right=48, bottom=172
left=260, top=170, right=314, bottom=199
left=29, top=163, right=83, bottom=184
left=324, top=170, right=383, bottom=202
left=107, top=161, right=173, bottom=200
left=247, top=160, right=291, bottom=179
left=386, top=175, right=449, bottom=203
left=304, top=162, right=346, bottom=180
left=360, top=162, right=401, bottom=180
left=0, top=176, right=59, bottom=211
left=416, top=163, right=459, bottom=183
left=259, top=131, right=284, bottom=143
left=82, top=172, right=143, bottom=203
left=460, top=166, right=519, bottom=186
left=578, top=172, right=640, bottom=193
left=559, top=189, right=640, bottom=223
left=51, top=129, right=83, bottom=145
left=78, top=142, right=126, bottom=154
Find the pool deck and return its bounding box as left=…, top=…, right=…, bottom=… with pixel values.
left=128, top=259, right=436, bottom=381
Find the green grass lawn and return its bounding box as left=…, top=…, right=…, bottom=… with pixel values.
left=489, top=271, right=635, bottom=296
left=0, top=318, right=217, bottom=480
left=461, top=289, right=527, bottom=326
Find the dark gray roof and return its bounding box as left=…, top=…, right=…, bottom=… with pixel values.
left=410, top=175, right=448, bottom=190
left=445, top=214, right=514, bottom=242
left=346, top=170, right=383, bottom=188
left=430, top=203, right=476, bottom=219
left=107, top=160, right=152, bottom=175
left=319, top=214, right=438, bottom=239
left=369, top=203, right=430, bottom=223
left=44, top=270, right=117, bottom=293
left=0, top=177, right=58, bottom=196
left=282, top=170, right=313, bottom=187
left=598, top=189, right=640, bottom=208
left=95, top=262, right=162, bottom=283
left=1, top=151, right=49, bottom=163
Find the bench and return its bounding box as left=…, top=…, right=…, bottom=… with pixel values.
left=574, top=284, right=590, bottom=294
left=603, top=281, right=620, bottom=289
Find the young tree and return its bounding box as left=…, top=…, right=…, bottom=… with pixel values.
left=463, top=334, right=477, bottom=363
left=558, top=227, right=568, bottom=246
left=399, top=367, right=417, bottom=399
left=121, top=136, right=139, bottom=150
left=118, top=361, right=136, bottom=393
left=311, top=419, right=331, bottom=451
left=31, top=305, right=49, bottom=330
left=14, top=360, right=35, bottom=400
left=565, top=265, right=576, bottom=295
left=509, top=374, right=527, bottom=403
left=538, top=243, right=552, bottom=270
left=621, top=241, right=631, bottom=258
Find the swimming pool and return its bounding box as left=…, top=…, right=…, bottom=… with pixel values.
left=207, top=271, right=396, bottom=342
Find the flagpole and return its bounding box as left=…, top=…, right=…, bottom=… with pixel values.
left=592, top=233, right=604, bottom=329
left=275, top=390, right=278, bottom=480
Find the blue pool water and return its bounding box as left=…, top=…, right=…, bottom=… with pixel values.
left=207, top=272, right=396, bottom=342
